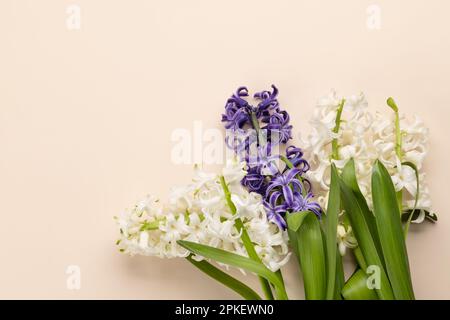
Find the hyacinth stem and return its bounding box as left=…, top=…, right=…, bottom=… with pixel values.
left=387, top=97, right=403, bottom=214
left=387, top=97, right=402, bottom=160
left=139, top=219, right=161, bottom=231
left=280, top=155, right=294, bottom=169
left=139, top=211, right=193, bottom=231
left=250, top=111, right=265, bottom=145
left=219, top=175, right=274, bottom=300
left=331, top=99, right=346, bottom=161
left=219, top=176, right=287, bottom=300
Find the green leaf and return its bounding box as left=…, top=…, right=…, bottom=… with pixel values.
left=341, top=159, right=384, bottom=266
left=287, top=211, right=310, bottom=232
left=220, top=176, right=274, bottom=300
left=353, top=246, right=368, bottom=270
left=287, top=211, right=326, bottom=300
left=334, top=249, right=345, bottom=300
left=185, top=255, right=262, bottom=300
left=341, top=159, right=373, bottom=220
left=372, top=160, right=415, bottom=300
left=177, top=240, right=288, bottom=300
left=324, top=164, right=341, bottom=299
left=338, top=176, right=394, bottom=300
left=342, top=269, right=379, bottom=300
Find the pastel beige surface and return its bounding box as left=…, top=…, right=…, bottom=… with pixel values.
left=0, top=0, right=449, bottom=299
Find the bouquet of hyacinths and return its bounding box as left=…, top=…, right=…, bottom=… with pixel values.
left=302, top=92, right=437, bottom=299
left=220, top=86, right=436, bottom=300
left=116, top=85, right=436, bottom=300
left=116, top=159, right=290, bottom=300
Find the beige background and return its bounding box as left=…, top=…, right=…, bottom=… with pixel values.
left=0, top=0, right=449, bottom=299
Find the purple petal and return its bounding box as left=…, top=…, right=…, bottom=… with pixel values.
left=282, top=185, right=294, bottom=205
left=285, top=168, right=301, bottom=181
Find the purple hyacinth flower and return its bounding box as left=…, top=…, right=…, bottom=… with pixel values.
left=263, top=192, right=287, bottom=229
left=286, top=146, right=310, bottom=173
left=225, top=128, right=258, bottom=162
left=288, top=192, right=322, bottom=217
left=221, top=85, right=322, bottom=230
left=247, top=144, right=280, bottom=176
left=222, top=108, right=248, bottom=130
left=228, top=86, right=250, bottom=107
left=222, top=87, right=251, bottom=129
left=264, top=110, right=293, bottom=143
left=241, top=167, right=266, bottom=195
left=254, top=85, right=280, bottom=119
left=265, top=168, right=303, bottom=206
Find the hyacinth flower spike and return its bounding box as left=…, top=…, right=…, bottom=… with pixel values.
left=222, top=85, right=322, bottom=228
left=222, top=85, right=328, bottom=300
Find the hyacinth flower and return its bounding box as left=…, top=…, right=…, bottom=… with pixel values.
left=264, top=110, right=293, bottom=143
left=222, top=85, right=328, bottom=300
left=304, top=92, right=436, bottom=228
left=116, top=159, right=290, bottom=300
left=247, top=143, right=280, bottom=176
left=263, top=192, right=288, bottom=230
left=221, top=85, right=324, bottom=300
left=221, top=87, right=251, bottom=130
left=221, top=85, right=321, bottom=230
left=302, top=92, right=436, bottom=300
left=304, top=92, right=436, bottom=257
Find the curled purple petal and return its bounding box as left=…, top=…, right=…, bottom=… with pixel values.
left=221, top=87, right=251, bottom=129
left=263, top=110, right=293, bottom=143
left=286, top=146, right=310, bottom=173
left=241, top=167, right=267, bottom=195
left=254, top=85, right=280, bottom=116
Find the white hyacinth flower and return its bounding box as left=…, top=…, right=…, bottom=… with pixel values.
left=115, top=159, right=290, bottom=272
left=304, top=91, right=433, bottom=254
left=337, top=224, right=357, bottom=256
